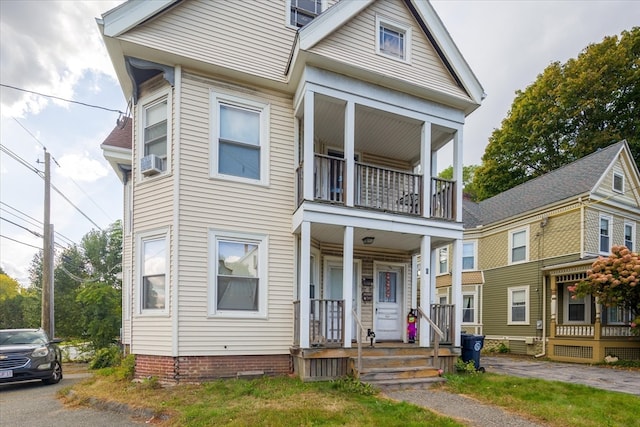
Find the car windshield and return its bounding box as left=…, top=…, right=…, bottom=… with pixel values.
left=0, top=331, right=48, bottom=346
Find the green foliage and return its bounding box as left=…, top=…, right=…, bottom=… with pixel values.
left=473, top=27, right=640, bottom=200
left=140, top=376, right=161, bottom=390
left=116, top=354, right=136, bottom=381
left=331, top=376, right=378, bottom=395
left=0, top=289, right=40, bottom=329
left=497, top=343, right=510, bottom=353
left=0, top=273, right=20, bottom=300
left=89, top=345, right=122, bottom=370
left=455, top=357, right=479, bottom=374
left=76, top=282, right=121, bottom=349
left=438, top=165, right=480, bottom=200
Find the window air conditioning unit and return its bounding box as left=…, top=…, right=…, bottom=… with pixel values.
left=140, top=154, right=163, bottom=176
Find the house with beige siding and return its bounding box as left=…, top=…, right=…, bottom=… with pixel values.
left=451, top=141, right=640, bottom=363
left=99, top=0, right=485, bottom=383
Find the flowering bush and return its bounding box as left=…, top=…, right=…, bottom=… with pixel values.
left=571, top=245, right=640, bottom=336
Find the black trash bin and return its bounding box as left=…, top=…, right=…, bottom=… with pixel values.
left=461, top=334, right=485, bottom=372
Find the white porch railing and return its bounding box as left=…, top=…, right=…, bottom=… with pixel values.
left=602, top=326, right=634, bottom=337
left=556, top=325, right=594, bottom=336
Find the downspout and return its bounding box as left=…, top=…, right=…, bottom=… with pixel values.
left=172, top=65, right=182, bottom=362
left=535, top=275, right=546, bottom=358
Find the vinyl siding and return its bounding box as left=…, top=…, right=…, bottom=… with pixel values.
left=130, top=79, right=175, bottom=356
left=175, top=72, right=295, bottom=355
left=118, top=0, right=297, bottom=84
left=309, top=0, right=468, bottom=101
left=584, top=206, right=639, bottom=255
left=593, top=157, right=639, bottom=207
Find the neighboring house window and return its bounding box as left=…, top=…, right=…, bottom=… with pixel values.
left=376, top=15, right=411, bottom=62
left=508, top=286, right=529, bottom=324
left=509, top=228, right=528, bottom=264
left=599, top=215, right=612, bottom=254
left=438, top=246, right=448, bottom=274
left=462, top=294, right=476, bottom=323
left=624, top=222, right=635, bottom=251
left=612, top=172, right=624, bottom=193
left=209, top=231, right=268, bottom=317
left=141, top=95, right=168, bottom=175
left=563, top=285, right=590, bottom=324
left=211, top=92, right=269, bottom=185
left=439, top=295, right=448, bottom=305
left=139, top=232, right=168, bottom=313
left=289, top=0, right=322, bottom=28
left=462, top=241, right=476, bottom=270
left=607, top=305, right=632, bottom=325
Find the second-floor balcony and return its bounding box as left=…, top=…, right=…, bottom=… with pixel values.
left=296, top=154, right=456, bottom=221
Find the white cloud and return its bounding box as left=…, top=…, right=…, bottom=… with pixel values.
left=56, top=152, right=109, bottom=182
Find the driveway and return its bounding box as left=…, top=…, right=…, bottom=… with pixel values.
left=482, top=355, right=640, bottom=396
left=0, top=366, right=144, bottom=426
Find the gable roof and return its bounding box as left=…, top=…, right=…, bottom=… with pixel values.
left=100, top=117, right=133, bottom=184
left=293, top=0, right=485, bottom=109
left=464, top=140, right=629, bottom=228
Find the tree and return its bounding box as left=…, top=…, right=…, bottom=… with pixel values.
left=570, top=245, right=640, bottom=335
left=0, top=273, right=20, bottom=301
left=439, top=165, right=480, bottom=201
left=473, top=27, right=639, bottom=200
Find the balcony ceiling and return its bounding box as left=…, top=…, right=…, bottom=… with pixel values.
left=313, top=95, right=454, bottom=165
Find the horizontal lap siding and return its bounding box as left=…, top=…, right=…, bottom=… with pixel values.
left=310, top=0, right=468, bottom=101
left=119, top=0, right=295, bottom=83
left=176, top=73, right=295, bottom=355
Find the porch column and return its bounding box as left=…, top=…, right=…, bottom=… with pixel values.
left=299, top=221, right=311, bottom=348
left=303, top=90, right=315, bottom=201
left=451, top=238, right=463, bottom=347
left=411, top=254, right=418, bottom=309
left=452, top=127, right=463, bottom=222
left=550, top=277, right=557, bottom=339
left=420, top=122, right=431, bottom=218
left=419, top=235, right=431, bottom=347
left=343, top=226, right=354, bottom=348
left=344, top=101, right=355, bottom=207
left=594, top=296, right=602, bottom=340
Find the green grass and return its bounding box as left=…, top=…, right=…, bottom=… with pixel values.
left=440, top=372, right=640, bottom=427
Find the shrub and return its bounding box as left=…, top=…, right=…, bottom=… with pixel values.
left=455, top=357, right=478, bottom=374
left=331, top=376, right=378, bottom=395
left=89, top=345, right=122, bottom=370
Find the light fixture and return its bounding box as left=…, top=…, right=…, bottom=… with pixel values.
left=362, top=236, right=375, bottom=245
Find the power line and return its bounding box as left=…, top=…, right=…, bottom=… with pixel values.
left=1, top=217, right=43, bottom=238
left=0, top=234, right=41, bottom=250
left=0, top=202, right=76, bottom=246
left=1, top=83, right=126, bottom=115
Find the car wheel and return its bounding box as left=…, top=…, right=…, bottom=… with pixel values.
left=42, top=361, right=63, bottom=385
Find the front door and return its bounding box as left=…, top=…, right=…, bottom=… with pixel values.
left=375, top=266, right=403, bottom=341
left=326, top=261, right=359, bottom=341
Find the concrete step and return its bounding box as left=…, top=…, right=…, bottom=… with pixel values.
left=370, top=376, right=446, bottom=391
left=359, top=355, right=431, bottom=369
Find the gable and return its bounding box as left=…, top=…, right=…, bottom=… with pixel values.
left=592, top=149, right=640, bottom=209
left=308, top=0, right=468, bottom=101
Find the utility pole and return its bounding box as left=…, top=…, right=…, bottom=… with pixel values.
left=41, top=150, right=54, bottom=338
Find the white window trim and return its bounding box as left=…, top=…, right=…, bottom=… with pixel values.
left=624, top=221, right=635, bottom=251
left=136, top=229, right=170, bottom=316
left=285, top=0, right=326, bottom=30
left=462, top=240, right=477, bottom=271
left=599, top=214, right=612, bottom=255
left=210, top=90, right=270, bottom=186
left=612, top=171, right=625, bottom=193
left=437, top=246, right=448, bottom=275
left=462, top=292, right=477, bottom=324
left=508, top=226, right=529, bottom=265
left=563, top=285, right=591, bottom=324
left=138, top=88, right=171, bottom=180
left=508, top=285, right=529, bottom=325
left=208, top=230, right=268, bottom=319
left=375, top=14, right=412, bottom=63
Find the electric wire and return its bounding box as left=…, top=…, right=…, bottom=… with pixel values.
left=0, top=202, right=76, bottom=246
left=0, top=234, right=41, bottom=249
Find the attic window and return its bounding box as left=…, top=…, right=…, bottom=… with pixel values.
left=613, top=172, right=624, bottom=193
left=376, top=15, right=411, bottom=63
left=290, top=0, right=322, bottom=28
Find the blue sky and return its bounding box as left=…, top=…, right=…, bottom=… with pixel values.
left=1, top=0, right=638, bottom=286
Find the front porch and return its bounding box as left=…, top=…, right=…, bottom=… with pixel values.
left=549, top=323, right=640, bottom=363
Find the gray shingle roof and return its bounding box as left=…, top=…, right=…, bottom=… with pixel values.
left=463, top=141, right=626, bottom=228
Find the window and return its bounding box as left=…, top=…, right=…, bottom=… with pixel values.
left=209, top=231, right=267, bottom=317
left=563, top=285, right=590, bottom=324
left=289, top=0, right=322, bottom=28
left=599, top=215, right=612, bottom=254
left=624, top=222, right=635, bottom=251
left=509, top=228, right=528, bottom=264
left=139, top=232, right=168, bottom=313
left=212, top=92, right=269, bottom=184
left=462, top=294, right=475, bottom=323
left=613, top=172, right=624, bottom=193
left=438, top=246, right=448, bottom=274
left=142, top=96, right=168, bottom=173
left=376, top=15, right=411, bottom=62
left=462, top=241, right=476, bottom=270
left=508, top=286, right=529, bottom=324
left=607, top=305, right=632, bottom=325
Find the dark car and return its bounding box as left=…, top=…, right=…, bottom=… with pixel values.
left=0, top=329, right=63, bottom=385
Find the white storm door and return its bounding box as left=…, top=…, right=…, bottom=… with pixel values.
left=326, top=263, right=358, bottom=341
left=375, top=268, right=403, bottom=340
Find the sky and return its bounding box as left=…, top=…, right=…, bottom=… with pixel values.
left=1, top=0, right=638, bottom=287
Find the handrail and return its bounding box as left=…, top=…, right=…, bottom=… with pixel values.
left=417, top=306, right=443, bottom=369
left=352, top=308, right=364, bottom=378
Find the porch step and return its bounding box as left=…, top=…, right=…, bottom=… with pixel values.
left=350, top=355, right=443, bottom=390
